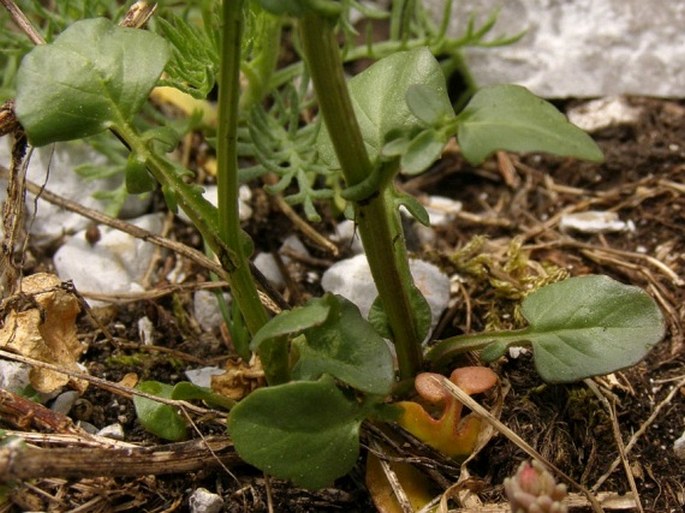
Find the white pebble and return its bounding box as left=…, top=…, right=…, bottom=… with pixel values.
left=674, top=431, right=685, bottom=460
left=185, top=367, right=225, bottom=389
left=193, top=289, right=232, bottom=331
left=567, top=97, right=642, bottom=132
left=189, top=488, right=224, bottom=513
left=321, top=254, right=450, bottom=335
left=560, top=211, right=634, bottom=234
left=97, top=423, right=125, bottom=441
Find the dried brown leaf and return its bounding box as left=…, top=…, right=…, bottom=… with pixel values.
left=0, top=273, right=85, bottom=393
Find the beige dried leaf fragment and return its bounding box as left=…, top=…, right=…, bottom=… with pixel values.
left=0, top=273, right=86, bottom=393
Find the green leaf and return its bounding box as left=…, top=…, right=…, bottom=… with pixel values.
left=155, top=13, right=219, bottom=99
left=456, top=85, right=604, bottom=164
left=368, top=283, right=432, bottom=344
left=125, top=154, right=155, bottom=194
left=406, top=84, right=451, bottom=126
left=15, top=18, right=169, bottom=146
left=318, top=47, right=454, bottom=170
left=133, top=381, right=234, bottom=441
left=394, top=191, right=430, bottom=226
left=228, top=376, right=364, bottom=489
left=428, top=276, right=665, bottom=383
left=293, top=296, right=395, bottom=395
left=170, top=382, right=235, bottom=410
left=516, top=275, right=665, bottom=383
left=250, top=295, right=333, bottom=351
left=133, top=381, right=187, bottom=441
left=401, top=129, right=446, bottom=175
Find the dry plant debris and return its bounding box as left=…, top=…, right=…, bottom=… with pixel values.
left=0, top=273, right=86, bottom=393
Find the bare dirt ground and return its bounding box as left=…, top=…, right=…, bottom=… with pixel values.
left=1, top=96, right=683, bottom=512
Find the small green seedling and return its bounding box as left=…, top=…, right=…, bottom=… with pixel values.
left=9, top=0, right=665, bottom=489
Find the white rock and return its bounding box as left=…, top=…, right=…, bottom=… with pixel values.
left=189, top=488, right=224, bottom=513
left=97, top=423, right=125, bottom=441
left=280, top=234, right=310, bottom=260
left=508, top=347, right=529, bottom=359
left=253, top=235, right=310, bottom=289
left=427, top=0, right=685, bottom=98
left=253, top=252, right=285, bottom=289
left=0, top=360, right=32, bottom=393
left=567, top=97, right=643, bottom=132
left=321, top=254, right=450, bottom=331
left=560, top=211, right=634, bottom=234
left=193, top=289, right=232, bottom=331
left=330, top=219, right=364, bottom=254
left=424, top=196, right=463, bottom=226
left=138, top=316, right=155, bottom=345
left=0, top=141, right=150, bottom=246
left=674, top=430, right=685, bottom=460
left=185, top=367, right=225, bottom=388
left=176, top=184, right=253, bottom=225
left=53, top=213, right=165, bottom=307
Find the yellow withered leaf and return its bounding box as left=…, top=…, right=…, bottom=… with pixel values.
left=0, top=273, right=86, bottom=393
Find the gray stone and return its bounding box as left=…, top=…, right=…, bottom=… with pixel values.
left=50, top=390, right=80, bottom=415
left=97, top=423, right=125, bottom=440
left=675, top=430, right=685, bottom=460
left=428, top=0, right=685, bottom=98
left=189, top=488, right=224, bottom=513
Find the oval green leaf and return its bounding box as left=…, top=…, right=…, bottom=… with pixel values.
left=456, top=85, right=604, bottom=164
left=293, top=295, right=395, bottom=395
left=406, top=84, right=451, bottom=126
left=16, top=18, right=169, bottom=146
left=521, top=275, right=665, bottom=383
left=250, top=295, right=333, bottom=351
left=317, top=47, right=454, bottom=169
left=228, top=376, right=363, bottom=489
left=133, top=381, right=187, bottom=442
left=401, top=129, right=446, bottom=175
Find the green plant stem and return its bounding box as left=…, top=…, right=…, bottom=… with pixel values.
left=219, top=0, right=289, bottom=384
left=426, top=329, right=530, bottom=366
left=216, top=0, right=268, bottom=337
left=299, top=14, right=423, bottom=380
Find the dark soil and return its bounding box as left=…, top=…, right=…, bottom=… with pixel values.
left=1, top=96, right=683, bottom=513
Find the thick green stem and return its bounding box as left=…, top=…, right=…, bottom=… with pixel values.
left=217, top=0, right=267, bottom=335
left=299, top=15, right=423, bottom=380
left=219, top=1, right=288, bottom=384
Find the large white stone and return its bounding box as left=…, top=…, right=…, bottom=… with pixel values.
left=321, top=254, right=450, bottom=331
left=53, top=213, right=165, bottom=307
left=0, top=141, right=150, bottom=246
left=429, top=0, right=685, bottom=97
